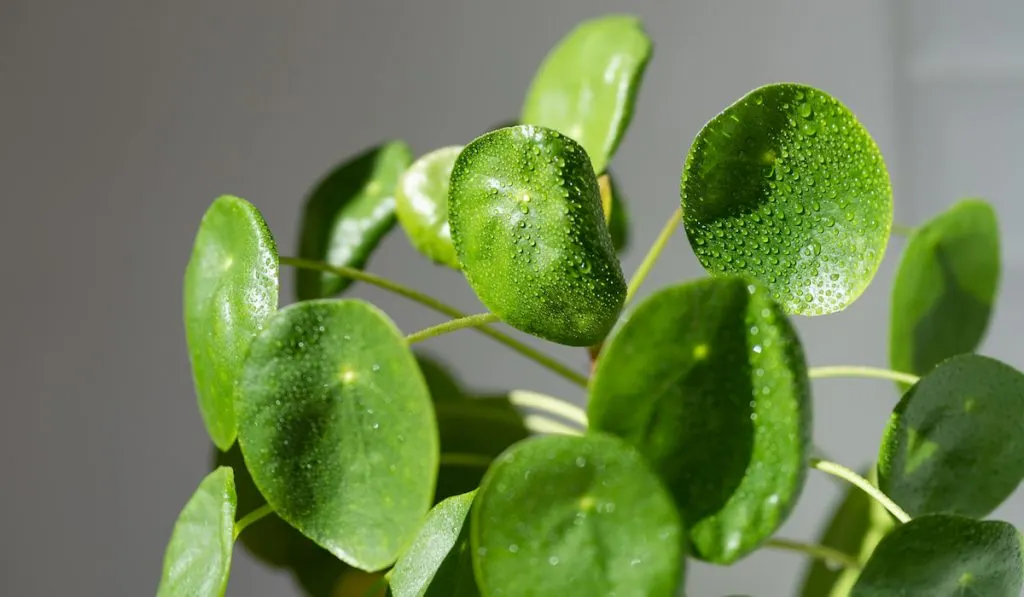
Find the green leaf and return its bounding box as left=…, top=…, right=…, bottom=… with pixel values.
left=681, top=83, right=892, bottom=316
left=589, top=276, right=811, bottom=563
left=184, top=195, right=279, bottom=450
left=598, top=172, right=630, bottom=252
left=235, top=299, right=439, bottom=571
left=396, top=146, right=463, bottom=269
left=877, top=354, right=1024, bottom=518
left=471, top=433, right=684, bottom=597
left=521, top=14, right=652, bottom=174
left=449, top=125, right=626, bottom=346
left=416, top=352, right=466, bottom=403
left=390, top=491, right=481, bottom=597
left=296, top=141, right=412, bottom=299
left=889, top=199, right=999, bottom=386
left=157, top=467, right=237, bottom=597
left=850, top=514, right=1023, bottom=597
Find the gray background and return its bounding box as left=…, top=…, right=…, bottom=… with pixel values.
left=2, top=0, right=1023, bottom=595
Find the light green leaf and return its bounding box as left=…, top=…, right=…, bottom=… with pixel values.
left=390, top=491, right=480, bottom=597
left=236, top=299, right=438, bottom=571
left=878, top=354, right=1024, bottom=518
left=396, top=146, right=463, bottom=269
left=471, top=433, right=684, bottom=597
left=296, top=141, right=412, bottom=299
left=157, top=467, right=237, bottom=597
left=681, top=83, right=892, bottom=316
left=521, top=14, right=652, bottom=174
left=184, top=195, right=279, bottom=450
left=589, top=276, right=811, bottom=563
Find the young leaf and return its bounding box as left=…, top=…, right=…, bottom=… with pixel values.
left=184, top=195, right=279, bottom=450
left=889, top=199, right=999, bottom=386
left=599, top=172, right=630, bottom=252
left=877, top=354, right=1024, bottom=518
left=850, top=514, right=1023, bottom=597
left=681, top=83, right=892, bottom=316
left=449, top=125, right=626, bottom=346
left=589, top=276, right=811, bottom=563
left=296, top=141, right=412, bottom=299
left=389, top=491, right=480, bottom=597
left=157, top=467, right=237, bottom=597
left=471, top=433, right=684, bottom=597
left=235, top=299, right=439, bottom=571
left=395, top=146, right=463, bottom=269
left=520, top=14, right=652, bottom=174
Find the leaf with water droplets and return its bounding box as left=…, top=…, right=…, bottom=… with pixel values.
left=471, top=433, right=683, bottom=597
left=520, top=14, right=652, bottom=174
left=396, top=146, right=463, bottom=269
left=599, top=172, right=630, bottom=252
left=589, top=276, right=811, bottom=563
left=157, top=467, right=236, bottom=597
left=235, top=299, right=438, bottom=571
left=449, top=125, right=626, bottom=346
left=889, top=199, right=999, bottom=389
left=877, top=354, right=1024, bottom=518
left=390, top=491, right=480, bottom=597
left=296, top=141, right=412, bottom=299
left=850, top=514, right=1023, bottom=597
left=184, top=195, right=279, bottom=450
left=681, top=83, right=892, bottom=315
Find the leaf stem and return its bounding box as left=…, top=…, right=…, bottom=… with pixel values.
left=523, top=415, right=584, bottom=436
left=763, top=537, right=861, bottom=570
left=809, top=365, right=919, bottom=386
left=279, top=257, right=587, bottom=387
left=509, top=389, right=589, bottom=427
left=406, top=313, right=500, bottom=344
left=233, top=503, right=274, bottom=539
left=810, top=458, right=912, bottom=524
left=626, top=207, right=681, bottom=304
left=891, top=222, right=916, bottom=237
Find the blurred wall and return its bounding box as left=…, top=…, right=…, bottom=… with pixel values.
left=1, top=0, right=1021, bottom=595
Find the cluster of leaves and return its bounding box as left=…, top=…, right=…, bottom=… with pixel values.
left=157, top=13, right=1024, bottom=597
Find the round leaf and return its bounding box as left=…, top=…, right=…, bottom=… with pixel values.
left=296, top=141, right=412, bottom=299
left=681, top=83, right=892, bottom=315
left=184, top=195, right=279, bottom=450
left=390, top=491, right=480, bottom=597
left=236, top=299, right=439, bottom=571
left=589, top=276, right=811, bottom=563
left=396, top=146, right=463, bottom=268
left=850, top=514, right=1023, bottom=597
left=598, top=172, right=630, bottom=252
left=521, top=14, right=652, bottom=174
left=889, top=199, right=999, bottom=385
left=878, top=354, right=1024, bottom=518
left=157, top=467, right=237, bottom=597
left=449, top=125, right=626, bottom=346
left=471, top=433, right=683, bottom=597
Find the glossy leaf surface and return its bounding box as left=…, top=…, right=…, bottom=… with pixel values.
left=184, top=195, right=278, bottom=450
left=390, top=491, right=480, bottom=597
left=589, top=276, right=811, bottom=563
left=396, top=146, right=463, bottom=268
left=681, top=83, right=892, bottom=315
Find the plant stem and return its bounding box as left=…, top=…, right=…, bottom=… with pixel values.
left=523, top=415, right=584, bottom=436
left=891, top=223, right=916, bottom=237
left=233, top=503, right=274, bottom=539
left=626, top=207, right=682, bottom=304
left=809, top=365, right=920, bottom=386
left=406, top=313, right=500, bottom=344
left=279, top=257, right=587, bottom=387
left=439, top=452, right=495, bottom=468
left=764, top=538, right=861, bottom=571
left=509, top=389, right=589, bottom=427
left=810, top=458, right=912, bottom=524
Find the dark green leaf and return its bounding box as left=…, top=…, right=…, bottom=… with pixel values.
left=589, top=276, right=811, bottom=563
left=598, top=172, right=630, bottom=252
left=449, top=125, right=626, bottom=346
left=396, top=146, right=463, bottom=269
left=296, top=141, right=412, bottom=299
left=236, top=299, right=438, bottom=571
left=184, top=195, right=279, bottom=450
left=878, top=354, right=1024, bottom=518
left=889, top=199, right=999, bottom=386
left=390, top=491, right=481, bottom=597
left=471, top=433, right=684, bottom=597
left=850, top=514, right=1023, bottom=597
left=416, top=352, right=466, bottom=403
left=681, top=83, right=892, bottom=316
left=521, top=14, right=652, bottom=174
left=157, top=467, right=236, bottom=597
